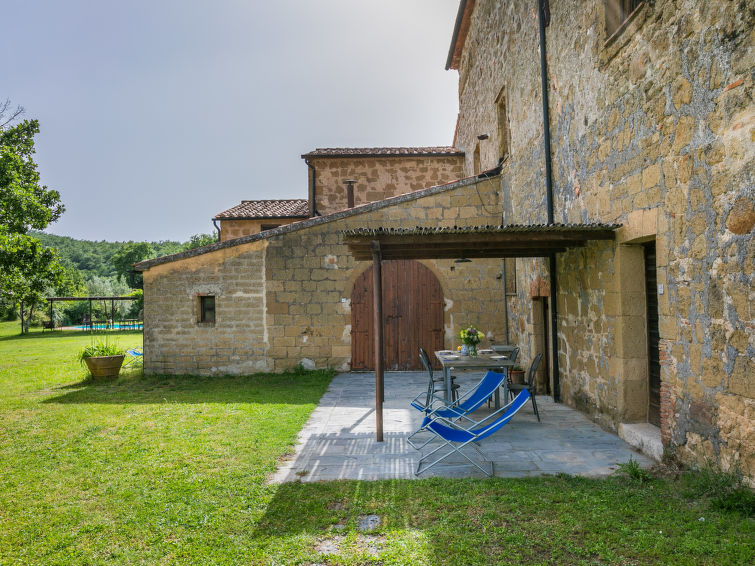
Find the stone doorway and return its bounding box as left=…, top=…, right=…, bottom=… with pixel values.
left=643, top=242, right=661, bottom=426
left=531, top=297, right=551, bottom=394
left=350, top=260, right=444, bottom=371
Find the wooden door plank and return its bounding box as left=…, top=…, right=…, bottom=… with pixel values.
left=351, top=260, right=445, bottom=371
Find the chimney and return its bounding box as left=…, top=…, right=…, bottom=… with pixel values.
left=344, top=179, right=357, bottom=208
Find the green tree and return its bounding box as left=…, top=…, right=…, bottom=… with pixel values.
left=182, top=233, right=217, bottom=251
left=0, top=101, right=65, bottom=332
left=111, top=242, right=154, bottom=289
left=0, top=235, right=63, bottom=331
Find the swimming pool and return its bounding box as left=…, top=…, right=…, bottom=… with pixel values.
left=73, top=322, right=143, bottom=330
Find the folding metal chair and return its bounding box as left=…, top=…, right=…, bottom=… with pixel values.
left=506, top=353, right=543, bottom=421
left=418, top=347, right=459, bottom=408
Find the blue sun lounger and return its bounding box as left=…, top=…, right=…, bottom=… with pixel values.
left=414, top=389, right=531, bottom=477
left=123, top=348, right=143, bottom=367
left=408, top=370, right=507, bottom=450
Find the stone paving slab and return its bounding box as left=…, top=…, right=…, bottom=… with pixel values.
left=271, top=371, right=654, bottom=483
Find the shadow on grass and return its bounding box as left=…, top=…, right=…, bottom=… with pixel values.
left=253, top=479, right=431, bottom=560
left=42, top=370, right=334, bottom=406
left=254, top=474, right=755, bottom=565
left=252, top=477, right=521, bottom=564
left=0, top=329, right=143, bottom=342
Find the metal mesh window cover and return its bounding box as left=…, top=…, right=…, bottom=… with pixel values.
left=504, top=257, right=517, bottom=295
left=605, top=0, right=643, bottom=37
left=199, top=296, right=215, bottom=323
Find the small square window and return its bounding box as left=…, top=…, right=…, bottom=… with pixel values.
left=199, top=295, right=215, bottom=323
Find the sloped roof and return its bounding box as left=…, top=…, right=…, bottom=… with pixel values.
left=213, top=199, right=309, bottom=220
left=302, top=147, right=463, bottom=159
left=134, top=174, right=485, bottom=271
left=446, top=0, right=476, bottom=70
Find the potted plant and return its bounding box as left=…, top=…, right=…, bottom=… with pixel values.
left=510, top=365, right=525, bottom=384
left=78, top=340, right=127, bottom=379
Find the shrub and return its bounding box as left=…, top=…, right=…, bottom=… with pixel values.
left=77, top=340, right=126, bottom=364
left=681, top=462, right=755, bottom=516
left=616, top=456, right=653, bottom=483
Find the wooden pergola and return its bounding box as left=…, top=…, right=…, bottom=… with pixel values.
left=342, top=223, right=619, bottom=441
left=45, top=296, right=140, bottom=330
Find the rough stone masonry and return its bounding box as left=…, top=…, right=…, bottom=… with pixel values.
left=451, top=0, right=753, bottom=480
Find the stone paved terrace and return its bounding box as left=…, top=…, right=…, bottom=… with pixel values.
left=271, top=371, right=654, bottom=482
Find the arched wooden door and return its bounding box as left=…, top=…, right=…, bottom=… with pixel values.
left=351, top=260, right=444, bottom=371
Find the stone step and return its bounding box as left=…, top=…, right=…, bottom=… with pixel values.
left=618, top=422, right=663, bottom=462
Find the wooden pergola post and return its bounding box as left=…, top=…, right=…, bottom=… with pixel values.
left=371, top=240, right=384, bottom=442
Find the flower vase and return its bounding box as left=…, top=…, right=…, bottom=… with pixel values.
left=469, top=344, right=478, bottom=357
left=461, top=344, right=469, bottom=356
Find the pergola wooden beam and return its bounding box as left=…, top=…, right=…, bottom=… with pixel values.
left=351, top=231, right=607, bottom=246
left=348, top=245, right=578, bottom=260
left=342, top=224, right=617, bottom=261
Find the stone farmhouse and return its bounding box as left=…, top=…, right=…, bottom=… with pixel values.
left=213, top=199, right=309, bottom=242
left=135, top=0, right=753, bottom=481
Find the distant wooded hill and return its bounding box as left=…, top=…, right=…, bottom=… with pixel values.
left=31, top=231, right=203, bottom=282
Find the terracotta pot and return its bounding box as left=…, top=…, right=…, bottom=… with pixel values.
left=510, top=370, right=526, bottom=385
left=84, top=355, right=125, bottom=379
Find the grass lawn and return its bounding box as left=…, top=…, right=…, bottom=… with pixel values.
left=0, top=320, right=752, bottom=565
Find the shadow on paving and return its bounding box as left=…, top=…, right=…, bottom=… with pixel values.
left=42, top=372, right=333, bottom=406
left=270, top=371, right=655, bottom=482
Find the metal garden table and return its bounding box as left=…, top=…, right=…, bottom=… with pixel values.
left=435, top=350, right=516, bottom=408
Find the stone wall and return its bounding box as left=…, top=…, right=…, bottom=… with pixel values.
left=141, top=177, right=504, bottom=374
left=142, top=241, right=268, bottom=375
left=454, top=0, right=754, bottom=478
left=306, top=155, right=465, bottom=216
left=265, top=177, right=504, bottom=371
left=219, top=217, right=304, bottom=242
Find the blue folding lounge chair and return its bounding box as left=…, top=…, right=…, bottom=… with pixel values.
left=414, top=389, right=531, bottom=477
left=123, top=348, right=143, bottom=367
left=408, top=370, right=507, bottom=450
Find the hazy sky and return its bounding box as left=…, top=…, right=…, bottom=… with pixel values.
left=4, top=0, right=461, bottom=242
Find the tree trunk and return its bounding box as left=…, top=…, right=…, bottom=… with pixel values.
left=27, top=304, right=35, bottom=332
left=17, top=300, right=34, bottom=334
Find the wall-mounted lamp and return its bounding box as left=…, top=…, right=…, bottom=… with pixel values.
left=454, top=258, right=472, bottom=264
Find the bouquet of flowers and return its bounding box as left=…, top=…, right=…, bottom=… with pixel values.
left=460, top=326, right=485, bottom=356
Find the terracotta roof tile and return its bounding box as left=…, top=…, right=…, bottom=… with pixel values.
left=302, top=146, right=463, bottom=158
left=213, top=199, right=309, bottom=220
